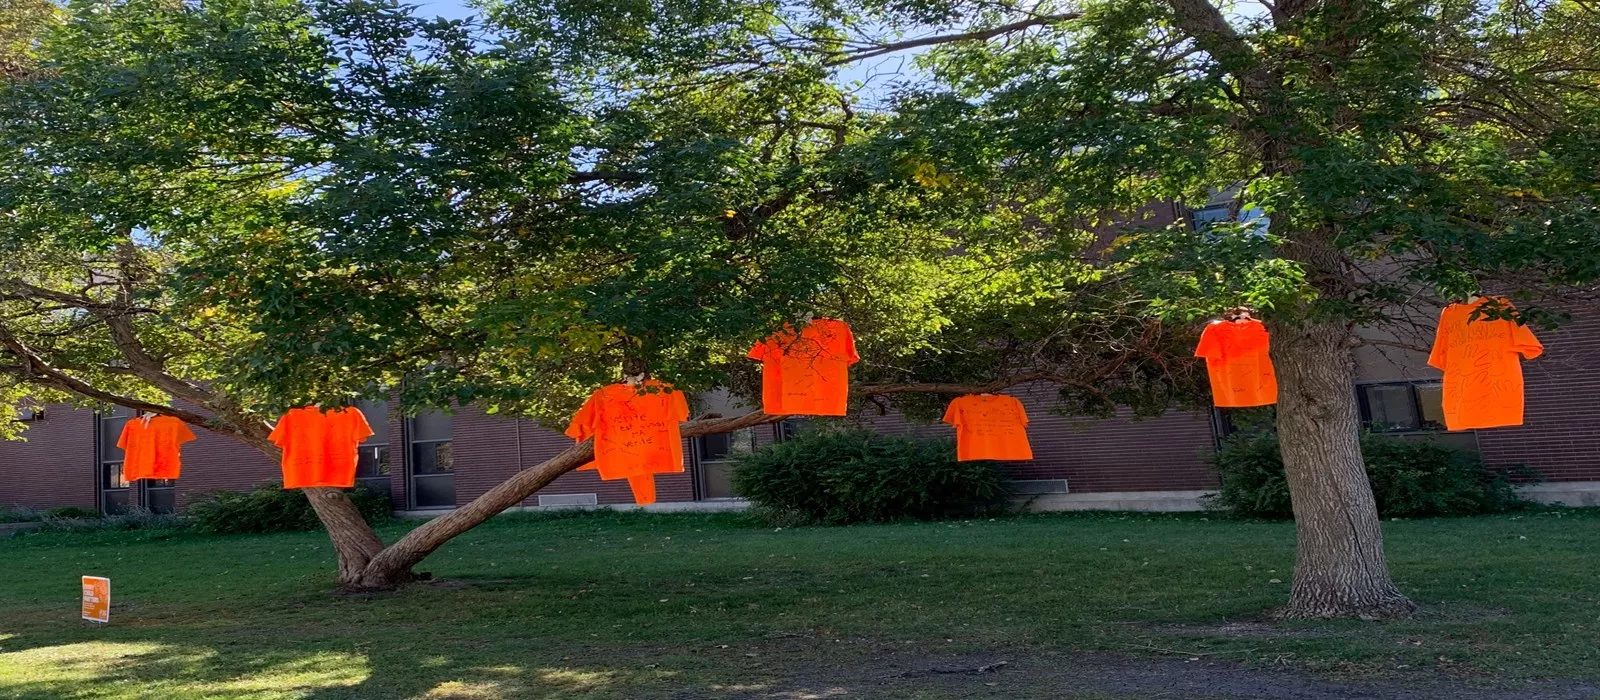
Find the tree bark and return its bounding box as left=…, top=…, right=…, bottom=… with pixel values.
left=1269, top=319, right=1416, bottom=619
left=228, top=427, right=389, bottom=588
left=303, top=487, right=389, bottom=586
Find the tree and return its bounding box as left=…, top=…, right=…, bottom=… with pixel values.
left=644, top=0, right=1597, bottom=617
left=1, top=0, right=1191, bottom=589
left=486, top=0, right=1600, bottom=618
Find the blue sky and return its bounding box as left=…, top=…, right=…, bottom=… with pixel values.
left=412, top=0, right=479, bottom=21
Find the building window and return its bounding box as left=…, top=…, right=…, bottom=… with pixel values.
left=355, top=399, right=392, bottom=498
left=407, top=410, right=454, bottom=509
left=776, top=419, right=804, bottom=441
left=1212, top=405, right=1277, bottom=441
left=696, top=427, right=756, bottom=500
left=1189, top=203, right=1233, bottom=231
left=1357, top=381, right=1445, bottom=433
left=96, top=406, right=136, bottom=515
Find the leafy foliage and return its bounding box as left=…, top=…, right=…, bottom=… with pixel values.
left=187, top=483, right=391, bottom=535
left=1207, top=433, right=1535, bottom=519
left=732, top=426, right=1010, bottom=524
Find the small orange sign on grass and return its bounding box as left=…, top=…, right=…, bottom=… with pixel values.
left=81, top=576, right=109, bottom=623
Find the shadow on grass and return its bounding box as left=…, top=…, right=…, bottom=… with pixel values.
left=3, top=509, right=1600, bottom=698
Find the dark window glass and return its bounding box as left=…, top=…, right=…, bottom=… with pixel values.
left=357, top=400, right=389, bottom=442
left=411, top=474, right=455, bottom=508
left=97, top=407, right=138, bottom=515
left=103, top=461, right=129, bottom=489
left=356, top=445, right=391, bottom=479
left=145, top=487, right=175, bottom=514
left=102, top=488, right=130, bottom=516
left=1363, top=384, right=1420, bottom=432
left=1215, top=406, right=1277, bottom=438
left=1190, top=204, right=1233, bottom=230
left=777, top=419, right=805, bottom=441
left=411, top=442, right=454, bottom=474
left=410, top=410, right=451, bottom=442
left=99, top=413, right=132, bottom=462
left=1415, top=383, right=1445, bottom=430
left=1359, top=381, right=1446, bottom=433
left=407, top=411, right=453, bottom=508
left=698, top=428, right=755, bottom=461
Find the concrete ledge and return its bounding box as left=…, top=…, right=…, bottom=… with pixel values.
left=1017, top=490, right=1214, bottom=513
left=1516, top=481, right=1600, bottom=508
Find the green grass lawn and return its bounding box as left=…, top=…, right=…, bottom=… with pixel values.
left=1, top=509, right=1598, bottom=699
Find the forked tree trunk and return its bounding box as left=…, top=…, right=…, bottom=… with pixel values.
left=302, top=487, right=388, bottom=586
left=233, top=429, right=388, bottom=588
left=1269, top=319, right=1416, bottom=619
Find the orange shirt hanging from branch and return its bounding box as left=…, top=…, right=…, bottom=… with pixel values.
left=748, top=318, right=859, bottom=416
left=1194, top=318, right=1279, bottom=408
left=1428, top=298, right=1543, bottom=431
left=565, top=380, right=690, bottom=505
left=118, top=415, right=197, bottom=481
left=268, top=406, right=374, bottom=489
left=942, top=394, right=1033, bottom=461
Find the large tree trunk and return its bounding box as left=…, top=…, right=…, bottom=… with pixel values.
left=1269, top=319, right=1416, bottom=619
left=232, top=429, right=389, bottom=589
left=303, top=487, right=388, bottom=586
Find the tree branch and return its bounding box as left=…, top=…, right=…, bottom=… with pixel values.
left=823, top=13, right=1082, bottom=67
left=0, top=322, right=215, bottom=425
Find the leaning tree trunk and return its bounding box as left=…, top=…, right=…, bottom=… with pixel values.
left=1269, top=319, right=1416, bottom=619
left=351, top=411, right=785, bottom=590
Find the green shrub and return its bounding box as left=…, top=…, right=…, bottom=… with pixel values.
left=187, top=482, right=392, bottom=534
left=45, top=506, right=99, bottom=520
left=731, top=427, right=1010, bottom=525
left=0, top=505, right=43, bottom=523
left=1206, top=432, right=1536, bottom=519
left=38, top=506, right=187, bottom=533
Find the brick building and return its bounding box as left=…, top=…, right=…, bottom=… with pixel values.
left=3, top=302, right=1598, bottom=516
left=5, top=197, right=1599, bottom=515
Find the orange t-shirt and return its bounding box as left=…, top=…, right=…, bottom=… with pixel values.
left=117, top=415, right=197, bottom=481
left=268, top=406, right=374, bottom=489
left=747, top=318, right=860, bottom=416
left=1194, top=318, right=1279, bottom=408
left=942, top=394, right=1033, bottom=461
left=1428, top=299, right=1543, bottom=430
left=565, top=380, right=690, bottom=504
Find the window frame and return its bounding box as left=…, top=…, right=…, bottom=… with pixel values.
left=693, top=426, right=758, bottom=501
left=95, top=406, right=137, bottom=515
left=1354, top=379, right=1446, bottom=435
left=404, top=410, right=455, bottom=510
left=353, top=400, right=392, bottom=490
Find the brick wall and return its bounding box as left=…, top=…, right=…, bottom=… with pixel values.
left=171, top=408, right=280, bottom=510
left=1476, top=312, right=1600, bottom=482
left=0, top=405, right=96, bottom=511
left=856, top=384, right=1220, bottom=493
